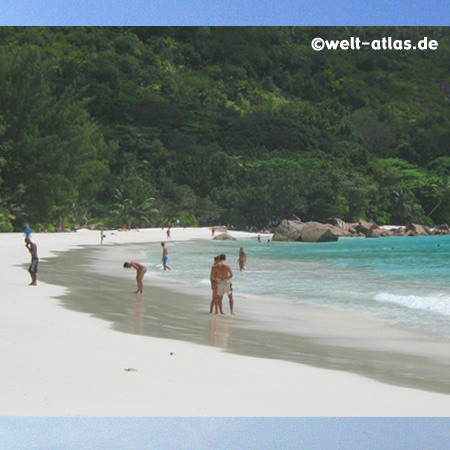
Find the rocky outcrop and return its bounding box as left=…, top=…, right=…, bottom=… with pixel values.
left=213, top=232, right=237, bottom=241
left=329, top=227, right=354, bottom=237
left=299, top=222, right=339, bottom=242
left=272, top=218, right=448, bottom=242
left=366, top=228, right=392, bottom=238
left=272, top=220, right=338, bottom=242
left=326, top=218, right=347, bottom=229
left=405, top=223, right=431, bottom=236
left=392, top=227, right=406, bottom=236
left=432, top=223, right=449, bottom=235
left=271, top=220, right=305, bottom=241
left=354, top=220, right=379, bottom=236
left=325, top=218, right=355, bottom=236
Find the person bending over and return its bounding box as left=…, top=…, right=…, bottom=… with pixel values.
left=123, top=261, right=147, bottom=294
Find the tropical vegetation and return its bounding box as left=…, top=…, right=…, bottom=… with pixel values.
left=0, top=26, right=449, bottom=231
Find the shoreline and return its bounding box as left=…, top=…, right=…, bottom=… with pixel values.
left=1, top=228, right=450, bottom=416
left=41, top=241, right=450, bottom=395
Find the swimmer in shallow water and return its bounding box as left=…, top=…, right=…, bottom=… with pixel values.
left=161, top=242, right=172, bottom=271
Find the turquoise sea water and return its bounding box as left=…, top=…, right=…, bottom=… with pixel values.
left=141, top=236, right=450, bottom=337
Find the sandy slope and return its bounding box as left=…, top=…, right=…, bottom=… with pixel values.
left=1, top=228, right=449, bottom=416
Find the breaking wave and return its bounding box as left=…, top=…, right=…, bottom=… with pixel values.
left=373, top=292, right=450, bottom=316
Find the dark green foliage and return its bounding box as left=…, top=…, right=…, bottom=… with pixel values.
left=0, top=44, right=114, bottom=227
left=0, top=26, right=449, bottom=230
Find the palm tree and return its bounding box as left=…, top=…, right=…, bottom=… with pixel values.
left=390, top=188, right=423, bottom=224
left=426, top=176, right=450, bottom=219
left=391, top=189, right=411, bottom=223
left=112, top=169, right=158, bottom=228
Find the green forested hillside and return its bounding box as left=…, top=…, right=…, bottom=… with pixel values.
left=0, top=26, right=449, bottom=231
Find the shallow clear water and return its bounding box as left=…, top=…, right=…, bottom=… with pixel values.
left=140, top=236, right=450, bottom=337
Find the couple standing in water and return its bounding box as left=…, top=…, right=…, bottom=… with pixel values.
left=210, top=247, right=245, bottom=314
left=210, top=254, right=235, bottom=315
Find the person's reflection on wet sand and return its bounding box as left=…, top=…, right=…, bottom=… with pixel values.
left=208, top=315, right=233, bottom=349
left=126, top=294, right=145, bottom=334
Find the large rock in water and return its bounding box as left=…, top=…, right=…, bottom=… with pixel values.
left=299, top=222, right=339, bottom=242
left=272, top=220, right=338, bottom=242
left=366, top=227, right=392, bottom=238
left=213, top=232, right=237, bottom=241
left=355, top=220, right=379, bottom=236
left=326, top=218, right=347, bottom=229
left=271, top=220, right=305, bottom=241
left=432, top=223, right=450, bottom=235
left=405, top=223, right=431, bottom=236
left=325, top=218, right=355, bottom=237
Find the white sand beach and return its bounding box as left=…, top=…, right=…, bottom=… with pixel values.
left=1, top=228, right=449, bottom=417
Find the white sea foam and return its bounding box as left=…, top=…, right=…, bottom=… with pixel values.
left=145, top=271, right=159, bottom=277
left=142, top=235, right=450, bottom=335
left=374, top=292, right=450, bottom=316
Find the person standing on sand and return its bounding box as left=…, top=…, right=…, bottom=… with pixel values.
left=210, top=254, right=235, bottom=315
left=219, top=280, right=235, bottom=316
left=166, top=228, right=171, bottom=240
left=25, top=237, right=38, bottom=285
left=123, top=261, right=147, bottom=294
left=238, top=247, right=247, bottom=271
left=161, top=242, right=171, bottom=271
